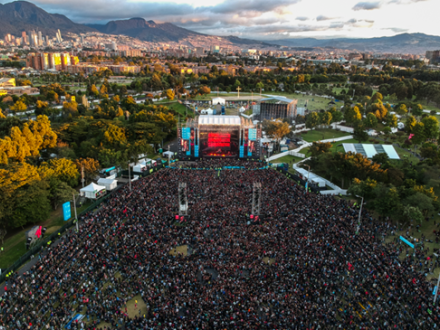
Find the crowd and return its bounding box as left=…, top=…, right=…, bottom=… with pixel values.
left=1, top=159, right=440, bottom=330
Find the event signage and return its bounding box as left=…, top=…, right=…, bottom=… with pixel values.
left=239, top=146, right=244, bottom=158
left=400, top=236, right=414, bottom=249
left=182, top=127, right=191, bottom=140
left=194, top=145, right=199, bottom=157
left=63, top=202, right=71, bottom=221
left=248, top=129, right=257, bottom=141
left=433, top=286, right=437, bottom=295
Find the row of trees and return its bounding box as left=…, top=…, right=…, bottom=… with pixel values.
left=305, top=142, right=440, bottom=222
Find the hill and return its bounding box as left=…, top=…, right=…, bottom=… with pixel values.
left=0, top=1, right=96, bottom=37
left=264, top=33, right=440, bottom=54
left=88, top=17, right=203, bottom=42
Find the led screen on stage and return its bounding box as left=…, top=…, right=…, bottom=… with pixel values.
left=249, top=128, right=257, bottom=141
left=182, top=127, right=191, bottom=140
left=208, top=132, right=230, bottom=148
left=199, top=125, right=239, bottom=158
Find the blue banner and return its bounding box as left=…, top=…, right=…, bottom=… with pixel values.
left=182, top=127, right=191, bottom=140
left=400, top=236, right=414, bottom=249
left=433, top=286, right=437, bottom=296
left=248, top=128, right=257, bottom=141
left=194, top=145, right=199, bottom=157
left=239, top=146, right=244, bottom=158
left=63, top=202, right=71, bottom=221
left=65, top=314, right=84, bottom=329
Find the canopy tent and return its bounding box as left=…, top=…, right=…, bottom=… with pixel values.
left=239, top=106, right=246, bottom=113
left=212, top=97, right=226, bottom=105
left=80, top=182, right=106, bottom=199
left=162, top=151, right=174, bottom=158
left=133, top=163, right=146, bottom=173
left=97, top=178, right=118, bottom=191
left=201, top=108, right=214, bottom=115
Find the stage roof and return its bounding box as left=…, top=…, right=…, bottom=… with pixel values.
left=198, top=115, right=241, bottom=126
left=342, top=143, right=400, bottom=160
left=260, top=96, right=295, bottom=104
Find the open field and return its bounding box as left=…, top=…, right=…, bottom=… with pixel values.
left=299, top=128, right=351, bottom=143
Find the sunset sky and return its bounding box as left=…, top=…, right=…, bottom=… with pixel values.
left=6, top=0, right=438, bottom=39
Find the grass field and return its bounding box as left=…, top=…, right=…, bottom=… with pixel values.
left=271, top=155, right=305, bottom=164
left=169, top=245, right=189, bottom=257
left=300, top=128, right=351, bottom=143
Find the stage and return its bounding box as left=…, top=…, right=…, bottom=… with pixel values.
left=178, top=115, right=261, bottom=159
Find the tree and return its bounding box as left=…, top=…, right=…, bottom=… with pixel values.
left=166, top=89, right=175, bottom=101
left=421, top=116, right=439, bottom=139
left=10, top=100, right=27, bottom=113
left=404, top=192, right=434, bottom=216
left=265, top=120, right=291, bottom=151
left=104, top=124, right=127, bottom=147
left=63, top=101, right=78, bottom=115
left=395, top=104, right=408, bottom=116
left=39, top=158, right=79, bottom=187
left=256, top=82, right=264, bottom=95
left=371, top=92, right=383, bottom=103
left=344, top=106, right=362, bottom=124
left=0, top=109, right=5, bottom=119
left=405, top=115, right=417, bottom=133
left=75, top=158, right=100, bottom=185
left=47, top=177, right=76, bottom=210
left=411, top=122, right=425, bottom=145
left=411, top=103, right=423, bottom=117
left=353, top=126, right=369, bottom=143
left=331, top=111, right=343, bottom=123
left=89, top=84, right=99, bottom=97
left=320, top=111, right=332, bottom=127
left=385, top=114, right=398, bottom=128
left=199, top=86, right=211, bottom=95
left=306, top=112, right=320, bottom=129
left=371, top=184, right=400, bottom=217
left=308, top=141, right=332, bottom=157
left=401, top=205, right=424, bottom=224
left=363, top=113, right=378, bottom=128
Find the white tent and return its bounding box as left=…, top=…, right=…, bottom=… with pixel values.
left=212, top=97, right=226, bottom=105
left=163, top=151, right=174, bottom=158
left=80, top=182, right=106, bottom=199
left=97, top=178, right=118, bottom=191
left=133, top=163, right=146, bottom=173
left=239, top=107, right=246, bottom=113
left=201, top=108, right=214, bottom=115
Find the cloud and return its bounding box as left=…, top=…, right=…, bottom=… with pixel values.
left=316, top=15, right=337, bottom=21
left=295, top=16, right=309, bottom=21
left=207, top=0, right=300, bottom=14
left=388, top=0, right=428, bottom=4
left=352, top=1, right=381, bottom=10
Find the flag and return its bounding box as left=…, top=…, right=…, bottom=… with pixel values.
left=408, top=133, right=414, bottom=140
left=35, top=226, right=42, bottom=238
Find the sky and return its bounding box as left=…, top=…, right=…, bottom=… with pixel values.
left=6, top=0, right=439, bottom=39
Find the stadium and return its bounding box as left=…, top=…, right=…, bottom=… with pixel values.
left=1, top=159, right=438, bottom=330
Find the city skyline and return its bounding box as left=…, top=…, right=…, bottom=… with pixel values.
left=0, top=0, right=437, bottom=40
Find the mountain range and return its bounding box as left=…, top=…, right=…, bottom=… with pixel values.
left=264, top=33, right=440, bottom=54
left=1, top=1, right=440, bottom=54
left=0, top=1, right=94, bottom=37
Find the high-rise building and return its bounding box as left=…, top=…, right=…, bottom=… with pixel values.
left=21, top=31, right=26, bottom=39
left=61, top=53, right=71, bottom=70
left=56, top=29, right=62, bottom=43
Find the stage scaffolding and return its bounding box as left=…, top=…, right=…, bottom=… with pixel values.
left=178, top=182, right=188, bottom=216
left=252, top=182, right=262, bottom=216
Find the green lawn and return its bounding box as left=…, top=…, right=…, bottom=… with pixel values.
left=266, top=91, right=343, bottom=111
left=300, top=129, right=351, bottom=143
left=271, top=155, right=305, bottom=164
